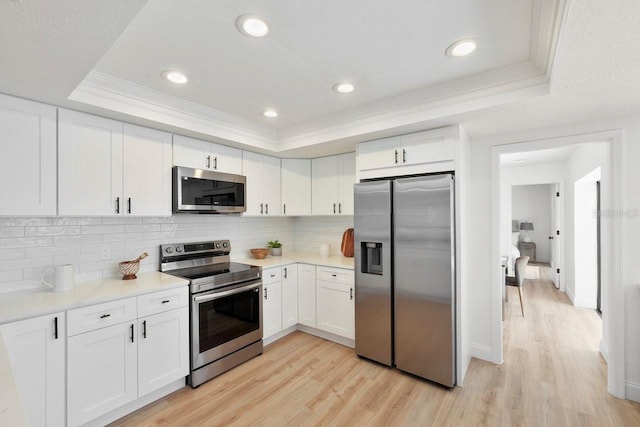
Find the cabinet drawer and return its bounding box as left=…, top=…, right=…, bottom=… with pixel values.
left=262, top=267, right=282, bottom=284
left=67, top=297, right=137, bottom=336
left=316, top=266, right=354, bottom=285
left=138, top=287, right=188, bottom=318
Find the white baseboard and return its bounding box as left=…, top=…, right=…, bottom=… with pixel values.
left=600, top=338, right=609, bottom=364
left=264, top=325, right=297, bottom=346
left=469, top=342, right=494, bottom=363
left=85, top=378, right=185, bottom=427
left=626, top=381, right=640, bottom=402
left=566, top=285, right=576, bottom=304
left=296, top=324, right=355, bottom=348
left=458, top=354, right=472, bottom=386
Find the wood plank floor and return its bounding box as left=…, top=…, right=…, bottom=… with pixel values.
left=112, top=279, right=640, bottom=426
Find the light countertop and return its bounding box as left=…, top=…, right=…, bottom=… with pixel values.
left=0, top=272, right=188, bottom=325
left=234, top=252, right=354, bottom=270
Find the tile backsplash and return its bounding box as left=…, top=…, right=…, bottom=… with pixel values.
left=0, top=215, right=293, bottom=293
left=0, top=215, right=354, bottom=293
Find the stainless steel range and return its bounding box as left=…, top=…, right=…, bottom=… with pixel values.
left=160, top=240, right=262, bottom=388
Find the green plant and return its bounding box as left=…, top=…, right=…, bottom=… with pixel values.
left=266, top=240, right=282, bottom=249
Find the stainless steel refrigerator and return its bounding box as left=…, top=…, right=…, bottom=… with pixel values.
left=354, top=174, right=456, bottom=388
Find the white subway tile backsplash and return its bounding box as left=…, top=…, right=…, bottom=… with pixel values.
left=0, top=214, right=353, bottom=293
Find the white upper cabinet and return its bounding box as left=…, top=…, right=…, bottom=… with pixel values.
left=173, top=134, right=242, bottom=174
left=123, top=124, right=172, bottom=216
left=242, top=151, right=281, bottom=216
left=0, top=95, right=57, bottom=216
left=58, top=110, right=123, bottom=216
left=356, top=127, right=457, bottom=180
left=312, top=152, right=355, bottom=215
left=281, top=159, right=311, bottom=216
left=59, top=110, right=172, bottom=216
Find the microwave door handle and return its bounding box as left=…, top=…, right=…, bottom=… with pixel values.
left=193, top=282, right=261, bottom=302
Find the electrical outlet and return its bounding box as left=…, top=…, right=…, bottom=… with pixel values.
left=100, top=245, right=111, bottom=260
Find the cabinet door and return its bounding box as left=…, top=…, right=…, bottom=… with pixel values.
left=262, top=154, right=281, bottom=215
left=337, top=152, right=356, bottom=215
left=297, top=264, right=316, bottom=327
left=316, top=280, right=354, bottom=339
left=1, top=313, right=65, bottom=427
left=123, top=124, right=172, bottom=216
left=173, top=134, right=206, bottom=169
left=356, top=136, right=400, bottom=171
left=312, top=156, right=338, bottom=215
left=263, top=281, right=282, bottom=339
left=58, top=109, right=123, bottom=216
left=211, top=143, right=242, bottom=174
left=242, top=151, right=263, bottom=215
left=138, top=308, right=189, bottom=397
left=281, top=264, right=298, bottom=329
left=67, top=322, right=137, bottom=427
left=0, top=95, right=57, bottom=216
left=281, top=159, right=311, bottom=216
left=400, top=131, right=455, bottom=166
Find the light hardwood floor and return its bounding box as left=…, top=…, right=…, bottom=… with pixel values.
left=112, top=279, right=640, bottom=426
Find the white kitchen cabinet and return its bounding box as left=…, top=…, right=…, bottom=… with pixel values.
left=281, top=159, right=311, bottom=216
left=312, top=152, right=355, bottom=215
left=297, top=263, right=317, bottom=328
left=123, top=124, right=172, bottom=216
left=59, top=110, right=172, bottom=216
left=243, top=151, right=281, bottom=216
left=66, top=287, right=189, bottom=426
left=356, top=127, right=456, bottom=180
left=67, top=321, right=138, bottom=427
left=138, top=308, right=189, bottom=397
left=316, top=267, right=354, bottom=339
left=281, top=264, right=298, bottom=329
left=1, top=312, right=65, bottom=427
left=0, top=94, right=57, bottom=216
left=262, top=276, right=283, bottom=340
left=173, top=134, right=242, bottom=174
left=58, top=109, right=123, bottom=216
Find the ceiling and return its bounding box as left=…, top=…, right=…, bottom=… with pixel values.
left=2, top=0, right=640, bottom=157
left=500, top=145, right=578, bottom=167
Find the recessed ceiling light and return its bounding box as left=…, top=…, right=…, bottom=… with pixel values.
left=333, top=83, right=355, bottom=94
left=445, top=39, right=477, bottom=57
left=161, top=70, right=188, bottom=84
left=236, top=14, right=269, bottom=38
left=263, top=109, right=278, bottom=118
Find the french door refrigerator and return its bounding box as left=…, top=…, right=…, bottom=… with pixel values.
left=354, top=174, right=456, bottom=388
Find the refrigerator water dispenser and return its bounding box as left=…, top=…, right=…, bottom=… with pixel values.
left=361, top=242, right=383, bottom=275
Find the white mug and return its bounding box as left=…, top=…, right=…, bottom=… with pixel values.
left=42, top=264, right=75, bottom=292
left=319, top=243, right=330, bottom=258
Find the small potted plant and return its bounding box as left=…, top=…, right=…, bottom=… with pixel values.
left=267, top=240, right=283, bottom=256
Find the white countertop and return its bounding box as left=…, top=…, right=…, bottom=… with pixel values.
left=235, top=252, right=355, bottom=270
left=0, top=272, right=189, bottom=325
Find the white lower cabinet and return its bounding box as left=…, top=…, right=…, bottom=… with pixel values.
left=138, top=308, right=189, bottom=397
left=297, top=263, right=317, bottom=328
left=262, top=267, right=283, bottom=340
left=1, top=312, right=65, bottom=427
left=281, top=264, right=298, bottom=329
left=67, top=321, right=138, bottom=427
left=316, top=267, right=355, bottom=340
left=66, top=287, right=189, bottom=426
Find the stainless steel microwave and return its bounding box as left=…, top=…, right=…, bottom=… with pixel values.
left=173, top=166, right=246, bottom=213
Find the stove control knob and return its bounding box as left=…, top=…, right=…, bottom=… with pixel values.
left=165, top=247, right=173, bottom=254
left=215, top=243, right=221, bottom=249
left=176, top=246, right=183, bottom=253
left=222, top=242, right=229, bottom=248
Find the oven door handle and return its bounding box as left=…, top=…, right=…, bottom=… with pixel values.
left=193, top=281, right=261, bottom=302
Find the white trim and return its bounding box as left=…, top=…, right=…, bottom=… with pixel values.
left=263, top=325, right=297, bottom=346
left=469, top=343, right=495, bottom=363
left=566, top=284, right=576, bottom=304
left=491, top=129, right=625, bottom=399
left=295, top=324, right=355, bottom=348
left=625, top=382, right=640, bottom=403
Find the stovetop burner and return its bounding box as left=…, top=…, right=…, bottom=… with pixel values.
left=160, top=240, right=261, bottom=294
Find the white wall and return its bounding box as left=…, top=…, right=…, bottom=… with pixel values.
left=511, top=184, right=553, bottom=262
left=293, top=216, right=354, bottom=256
left=469, top=115, right=640, bottom=401
left=571, top=168, right=600, bottom=308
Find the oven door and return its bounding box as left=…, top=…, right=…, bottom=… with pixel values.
left=191, top=279, right=262, bottom=369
